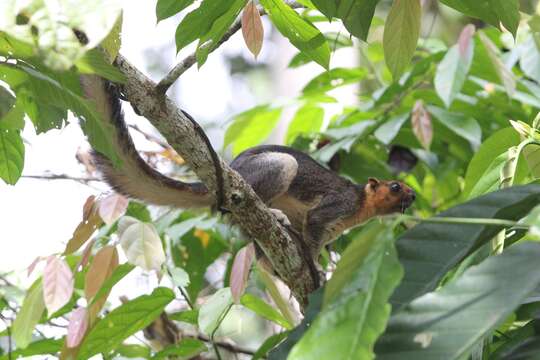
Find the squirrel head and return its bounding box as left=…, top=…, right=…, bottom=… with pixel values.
left=365, top=177, right=416, bottom=215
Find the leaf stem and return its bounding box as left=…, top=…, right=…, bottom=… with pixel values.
left=395, top=214, right=529, bottom=229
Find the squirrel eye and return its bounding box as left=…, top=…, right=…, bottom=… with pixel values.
left=390, top=183, right=401, bottom=193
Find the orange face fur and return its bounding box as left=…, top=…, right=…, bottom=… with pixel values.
left=364, top=177, right=415, bottom=215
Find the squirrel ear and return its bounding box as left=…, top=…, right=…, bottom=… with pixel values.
left=368, top=177, right=380, bottom=190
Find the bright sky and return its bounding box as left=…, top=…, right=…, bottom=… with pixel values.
left=0, top=1, right=355, bottom=278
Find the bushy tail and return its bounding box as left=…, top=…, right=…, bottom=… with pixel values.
left=80, top=75, right=213, bottom=208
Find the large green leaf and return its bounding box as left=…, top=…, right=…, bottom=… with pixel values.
left=241, top=293, right=293, bottom=329
left=302, top=68, right=367, bottom=94
left=260, top=0, right=330, bottom=69
left=12, top=279, right=45, bottom=349
left=174, top=0, right=234, bottom=52
left=224, top=105, right=282, bottom=156
left=464, top=128, right=520, bottom=197
left=198, top=287, right=233, bottom=335
left=268, top=288, right=323, bottom=360
left=0, top=0, right=122, bottom=70
left=196, top=0, right=247, bottom=66
left=383, top=0, right=421, bottom=79
left=427, top=106, right=481, bottom=150
left=156, top=0, right=195, bottom=21
left=390, top=184, right=540, bottom=310
left=78, top=287, right=175, bottom=359
left=288, top=222, right=403, bottom=360
left=376, top=242, right=540, bottom=359
left=440, top=0, right=519, bottom=37
left=0, top=339, right=62, bottom=360
left=0, top=64, right=120, bottom=165
left=0, top=128, right=24, bottom=185
left=285, top=104, right=323, bottom=144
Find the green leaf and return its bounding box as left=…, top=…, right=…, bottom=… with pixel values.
left=253, top=332, right=290, bottom=360
left=241, top=293, right=293, bottom=329
left=285, top=104, right=323, bottom=144
left=478, top=31, right=515, bottom=96
left=75, top=49, right=126, bottom=83
left=311, top=0, right=336, bottom=18
left=390, top=184, right=540, bottom=311
left=78, top=287, right=175, bottom=359
left=376, top=242, right=540, bottom=359
left=520, top=35, right=540, bottom=83
left=0, top=94, right=25, bottom=130
left=169, top=309, right=199, bottom=324
left=383, top=0, right=421, bottom=79
left=172, top=228, right=227, bottom=300
left=0, top=339, right=62, bottom=360
left=0, top=64, right=120, bottom=165
left=0, top=0, right=122, bottom=71
left=0, top=128, right=24, bottom=185
left=268, top=288, right=323, bottom=360
left=156, top=0, right=195, bottom=21
left=0, top=85, right=15, bottom=118
left=336, top=0, right=380, bottom=41
left=175, top=0, right=235, bottom=53
left=115, top=344, right=151, bottom=358
left=289, top=222, right=402, bottom=360
left=374, top=113, right=408, bottom=145
left=224, top=105, right=282, bottom=156
left=19, top=91, right=67, bottom=134
left=302, top=67, right=367, bottom=94
left=523, top=143, right=540, bottom=179
left=463, top=128, right=520, bottom=197
left=152, top=339, right=207, bottom=360
left=259, top=0, right=330, bottom=68
left=427, top=106, right=481, bottom=150
left=196, top=0, right=247, bottom=67
left=434, top=34, right=474, bottom=108
left=198, top=287, right=233, bottom=335
left=12, top=280, right=45, bottom=349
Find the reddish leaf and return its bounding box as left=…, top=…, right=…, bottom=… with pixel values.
left=458, top=24, right=476, bottom=59
left=82, top=195, right=96, bottom=221
left=411, top=100, right=433, bottom=150
left=77, top=239, right=96, bottom=272
left=242, top=1, right=264, bottom=59
left=27, top=256, right=44, bottom=277
left=84, top=246, right=119, bottom=300
left=230, top=243, right=255, bottom=303
left=67, top=307, right=88, bottom=348
left=43, top=257, right=74, bottom=315
left=98, top=193, right=129, bottom=225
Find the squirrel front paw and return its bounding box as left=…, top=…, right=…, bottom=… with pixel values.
left=270, top=208, right=291, bottom=227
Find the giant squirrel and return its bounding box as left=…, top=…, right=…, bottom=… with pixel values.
left=80, top=75, right=416, bottom=269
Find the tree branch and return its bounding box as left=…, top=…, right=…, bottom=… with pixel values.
left=155, top=1, right=305, bottom=94
left=115, top=55, right=317, bottom=308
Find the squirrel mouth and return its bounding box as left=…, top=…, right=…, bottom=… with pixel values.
left=400, top=197, right=415, bottom=213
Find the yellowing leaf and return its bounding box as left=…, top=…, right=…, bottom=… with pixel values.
left=120, top=220, right=165, bottom=271
left=230, top=243, right=255, bottom=303
left=194, top=228, right=210, bottom=248
left=67, top=307, right=89, bottom=348
left=43, top=256, right=74, bottom=315
left=98, top=193, right=129, bottom=226
left=242, top=1, right=264, bottom=58
left=411, top=100, right=433, bottom=150
left=84, top=246, right=119, bottom=300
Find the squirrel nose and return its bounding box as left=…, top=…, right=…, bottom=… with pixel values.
left=407, top=188, right=416, bottom=201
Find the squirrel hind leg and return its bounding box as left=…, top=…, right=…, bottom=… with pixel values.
left=231, top=151, right=298, bottom=203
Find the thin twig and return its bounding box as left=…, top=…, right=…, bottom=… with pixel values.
left=197, top=333, right=256, bottom=356
left=155, top=1, right=305, bottom=93
left=210, top=303, right=233, bottom=360
left=22, top=174, right=101, bottom=183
